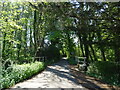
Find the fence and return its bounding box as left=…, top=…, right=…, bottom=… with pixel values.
left=34, top=57, right=46, bottom=62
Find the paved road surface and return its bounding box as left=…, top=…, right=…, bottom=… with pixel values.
left=11, top=59, right=86, bottom=89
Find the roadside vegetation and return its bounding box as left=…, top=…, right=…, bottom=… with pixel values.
left=87, top=61, right=120, bottom=86
left=0, top=61, right=44, bottom=89
left=0, top=0, right=119, bottom=89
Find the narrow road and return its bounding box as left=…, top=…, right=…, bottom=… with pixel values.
left=11, top=59, right=86, bottom=89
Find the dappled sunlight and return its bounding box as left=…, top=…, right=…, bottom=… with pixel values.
left=70, top=65, right=120, bottom=90
left=12, top=60, right=83, bottom=88
left=1, top=1, right=119, bottom=89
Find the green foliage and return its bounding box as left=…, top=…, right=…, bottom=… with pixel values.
left=78, top=57, right=85, bottom=61
left=87, top=61, right=120, bottom=86
left=68, top=57, right=85, bottom=65
left=2, top=59, right=13, bottom=70
left=68, top=57, right=77, bottom=65
left=45, top=45, right=60, bottom=62
left=0, top=61, right=45, bottom=89
left=0, top=2, right=120, bottom=88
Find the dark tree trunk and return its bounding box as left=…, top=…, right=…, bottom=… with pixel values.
left=33, top=10, right=37, bottom=52
left=2, top=33, right=6, bottom=59
left=114, top=46, right=120, bottom=62
left=84, top=44, right=89, bottom=62
left=78, top=34, right=85, bottom=57
left=97, top=30, right=106, bottom=61
left=100, top=46, right=106, bottom=61
left=30, top=26, right=34, bottom=56
left=89, top=49, right=94, bottom=62
left=82, top=33, right=89, bottom=64
left=114, top=34, right=120, bottom=62
left=89, top=44, right=97, bottom=61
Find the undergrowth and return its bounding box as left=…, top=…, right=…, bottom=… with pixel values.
left=87, top=61, right=120, bottom=86
left=0, top=61, right=45, bottom=89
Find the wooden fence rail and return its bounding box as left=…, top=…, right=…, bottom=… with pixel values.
left=34, top=57, right=46, bottom=62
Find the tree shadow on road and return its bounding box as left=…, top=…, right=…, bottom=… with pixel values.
left=70, top=65, right=119, bottom=90
left=46, top=60, right=104, bottom=90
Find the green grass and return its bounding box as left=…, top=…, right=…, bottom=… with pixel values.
left=0, top=61, right=45, bottom=89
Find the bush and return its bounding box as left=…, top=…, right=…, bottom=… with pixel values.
left=68, top=57, right=77, bottom=65
left=0, top=61, right=45, bottom=89
left=87, top=61, right=120, bottom=86
left=45, top=45, right=60, bottom=62
left=68, top=57, right=85, bottom=65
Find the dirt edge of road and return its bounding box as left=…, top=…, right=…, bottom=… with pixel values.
left=69, top=65, right=120, bottom=90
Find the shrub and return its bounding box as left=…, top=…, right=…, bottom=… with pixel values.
left=68, top=57, right=85, bottom=65
left=87, top=61, right=120, bottom=86
left=0, top=61, right=45, bottom=89
left=68, top=57, right=78, bottom=65
left=45, top=45, right=60, bottom=62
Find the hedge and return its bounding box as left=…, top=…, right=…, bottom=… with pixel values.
left=0, top=61, right=45, bottom=89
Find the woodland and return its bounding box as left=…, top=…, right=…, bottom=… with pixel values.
left=0, top=1, right=120, bottom=89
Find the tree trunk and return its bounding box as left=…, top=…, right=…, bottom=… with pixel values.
left=97, top=31, right=106, bottom=61
left=114, top=34, right=120, bottom=62
left=89, top=44, right=97, bottom=61
left=78, top=33, right=85, bottom=57
left=82, top=33, right=89, bottom=63
left=33, top=10, right=37, bottom=52
left=100, top=46, right=106, bottom=61
left=89, top=49, right=94, bottom=62
left=30, top=26, right=33, bottom=56
left=0, top=31, right=2, bottom=58
left=2, top=33, right=6, bottom=59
